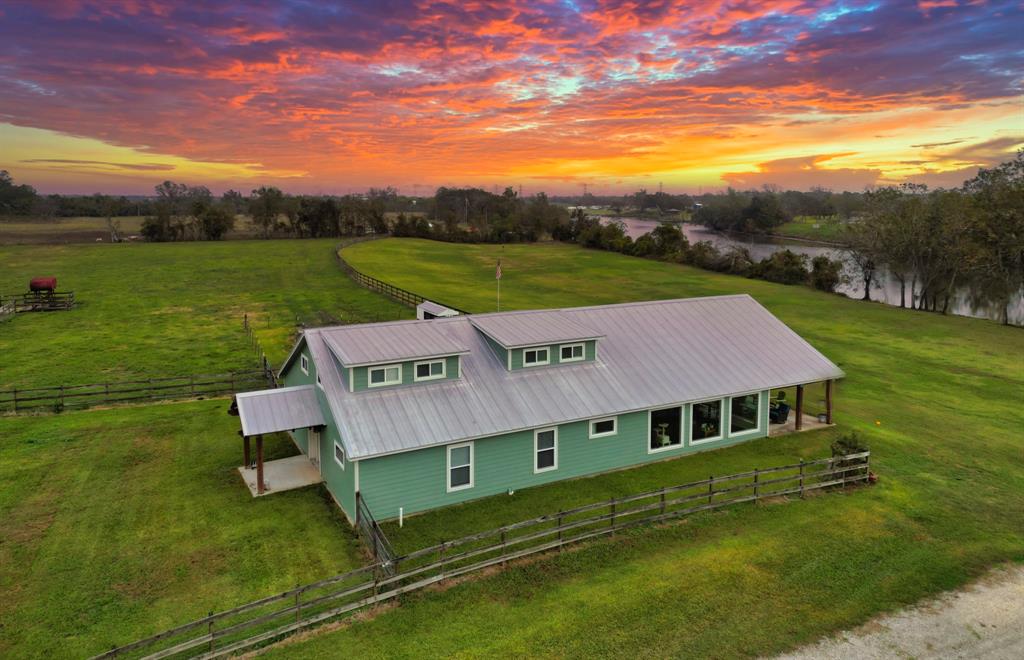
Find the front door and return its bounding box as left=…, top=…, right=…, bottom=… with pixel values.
left=308, top=428, right=321, bottom=470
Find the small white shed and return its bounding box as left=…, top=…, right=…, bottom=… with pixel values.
left=416, top=301, right=460, bottom=320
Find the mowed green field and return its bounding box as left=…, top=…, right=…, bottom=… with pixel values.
left=0, top=239, right=408, bottom=388
left=251, top=237, right=1024, bottom=658
left=0, top=400, right=366, bottom=658
left=773, top=215, right=846, bottom=242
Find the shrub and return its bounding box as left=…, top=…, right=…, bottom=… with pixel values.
left=752, top=249, right=808, bottom=285
left=831, top=431, right=868, bottom=457
left=810, top=255, right=843, bottom=292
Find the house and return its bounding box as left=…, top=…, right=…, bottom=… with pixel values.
left=232, top=295, right=844, bottom=523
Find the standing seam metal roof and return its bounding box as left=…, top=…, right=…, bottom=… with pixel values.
left=296, top=295, right=843, bottom=460
left=319, top=319, right=469, bottom=366
left=235, top=385, right=325, bottom=436
left=469, top=310, right=605, bottom=348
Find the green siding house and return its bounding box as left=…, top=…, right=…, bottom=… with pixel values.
left=232, top=295, right=843, bottom=523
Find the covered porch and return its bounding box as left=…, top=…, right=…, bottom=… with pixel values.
left=769, top=378, right=836, bottom=437
left=230, top=385, right=326, bottom=496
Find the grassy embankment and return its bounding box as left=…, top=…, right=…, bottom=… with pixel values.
left=772, top=215, right=847, bottom=242
left=0, top=239, right=407, bottom=388
left=255, top=237, right=1024, bottom=658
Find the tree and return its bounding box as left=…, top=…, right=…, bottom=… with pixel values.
left=810, top=255, right=843, bottom=292
left=249, top=186, right=286, bottom=238
left=753, top=250, right=808, bottom=285
left=0, top=170, right=40, bottom=215
left=197, top=203, right=235, bottom=240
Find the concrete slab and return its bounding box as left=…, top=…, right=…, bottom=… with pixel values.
left=770, top=410, right=832, bottom=436
left=238, top=454, right=323, bottom=497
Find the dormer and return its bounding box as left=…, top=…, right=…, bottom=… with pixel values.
left=319, top=320, right=469, bottom=392
left=469, top=311, right=603, bottom=371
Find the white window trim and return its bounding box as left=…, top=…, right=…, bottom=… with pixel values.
left=300, top=354, right=309, bottom=375
left=533, top=427, right=558, bottom=473
left=647, top=406, right=685, bottom=454
left=316, top=372, right=324, bottom=390
left=589, top=416, right=618, bottom=439
left=413, top=358, right=447, bottom=382
left=689, top=398, right=726, bottom=445
left=446, top=441, right=474, bottom=492
left=560, top=342, right=586, bottom=363
left=522, top=346, right=550, bottom=367
left=726, top=391, right=763, bottom=437
left=368, top=363, right=403, bottom=388
left=333, top=441, right=346, bottom=470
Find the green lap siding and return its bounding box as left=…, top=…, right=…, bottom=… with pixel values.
left=351, top=355, right=461, bottom=392
left=509, top=339, right=596, bottom=371
left=357, top=390, right=772, bottom=521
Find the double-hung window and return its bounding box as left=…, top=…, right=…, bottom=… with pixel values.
left=534, top=428, right=558, bottom=473
left=300, top=354, right=309, bottom=375
left=560, top=343, right=585, bottom=362
left=414, top=359, right=446, bottom=381
left=523, top=347, right=549, bottom=367
left=447, top=443, right=473, bottom=491
left=368, top=364, right=402, bottom=387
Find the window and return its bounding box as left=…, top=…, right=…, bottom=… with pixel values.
left=447, top=442, right=473, bottom=491
left=691, top=399, right=724, bottom=443
left=300, top=354, right=309, bottom=375
left=316, top=373, right=324, bottom=390
left=534, top=428, right=558, bottom=473
left=368, top=364, right=402, bottom=387
left=589, top=417, right=617, bottom=438
left=730, top=393, right=761, bottom=435
left=649, top=406, right=683, bottom=451
left=414, top=359, right=446, bottom=381
left=334, top=441, right=345, bottom=469
left=523, top=347, right=549, bottom=367
left=560, top=343, right=585, bottom=362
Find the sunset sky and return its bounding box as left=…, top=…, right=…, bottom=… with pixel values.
left=1, top=1, right=1021, bottom=196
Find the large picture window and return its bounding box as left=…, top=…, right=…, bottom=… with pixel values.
left=534, top=428, right=558, bottom=472
left=691, top=399, right=723, bottom=443
left=649, top=406, right=682, bottom=451
left=369, top=364, right=402, bottom=387
left=730, top=393, right=760, bottom=435
left=447, top=442, right=473, bottom=491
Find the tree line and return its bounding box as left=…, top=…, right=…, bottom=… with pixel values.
left=843, top=153, right=1023, bottom=324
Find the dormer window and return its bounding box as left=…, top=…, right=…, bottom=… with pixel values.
left=415, top=359, right=446, bottom=381
left=523, top=347, right=550, bottom=367
left=369, top=364, right=402, bottom=387
left=560, top=343, right=584, bottom=362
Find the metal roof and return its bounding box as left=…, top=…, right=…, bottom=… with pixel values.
left=469, top=310, right=604, bottom=348
left=235, top=385, right=325, bottom=436
left=299, top=295, right=844, bottom=460
left=320, top=319, right=470, bottom=367
left=417, top=300, right=459, bottom=317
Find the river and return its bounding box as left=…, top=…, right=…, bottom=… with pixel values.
left=610, top=217, right=1023, bottom=325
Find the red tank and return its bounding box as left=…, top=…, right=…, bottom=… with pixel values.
left=29, top=277, right=57, bottom=292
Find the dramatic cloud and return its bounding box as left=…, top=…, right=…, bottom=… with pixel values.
left=0, top=0, right=1020, bottom=193
left=20, top=159, right=176, bottom=171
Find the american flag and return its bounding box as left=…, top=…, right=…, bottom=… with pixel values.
left=495, top=259, right=502, bottom=280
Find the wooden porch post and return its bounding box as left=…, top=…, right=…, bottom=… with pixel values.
left=795, top=385, right=804, bottom=431
left=243, top=435, right=251, bottom=468
left=256, top=435, right=265, bottom=495
left=825, top=380, right=834, bottom=425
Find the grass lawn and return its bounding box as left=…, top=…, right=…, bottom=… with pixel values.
left=0, top=239, right=407, bottom=388
left=773, top=215, right=846, bottom=242
left=249, top=237, right=1024, bottom=658
left=0, top=399, right=367, bottom=658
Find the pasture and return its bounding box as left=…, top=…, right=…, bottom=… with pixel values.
left=0, top=239, right=407, bottom=388
left=0, top=236, right=1020, bottom=658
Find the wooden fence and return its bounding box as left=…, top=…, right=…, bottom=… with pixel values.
left=92, top=452, right=870, bottom=659
left=0, top=290, right=75, bottom=312
left=334, top=239, right=470, bottom=315
left=0, top=370, right=272, bottom=413
left=242, top=314, right=279, bottom=387
left=355, top=492, right=397, bottom=571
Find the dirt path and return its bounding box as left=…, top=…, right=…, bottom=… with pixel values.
left=777, top=565, right=1024, bottom=659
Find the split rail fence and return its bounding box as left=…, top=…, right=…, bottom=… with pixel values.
left=334, top=239, right=469, bottom=315
left=0, top=370, right=271, bottom=413
left=93, top=451, right=870, bottom=659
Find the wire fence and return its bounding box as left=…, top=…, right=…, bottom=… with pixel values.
left=92, top=451, right=871, bottom=659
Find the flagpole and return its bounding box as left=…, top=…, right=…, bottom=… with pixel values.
left=497, top=263, right=501, bottom=312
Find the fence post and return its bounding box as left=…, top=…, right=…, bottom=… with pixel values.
left=753, top=468, right=760, bottom=501
left=439, top=542, right=446, bottom=583
left=295, top=588, right=301, bottom=623
left=557, top=515, right=564, bottom=551
left=660, top=487, right=667, bottom=515
left=610, top=497, right=616, bottom=535
left=708, top=476, right=714, bottom=505
left=501, top=529, right=507, bottom=566
left=59, top=384, right=65, bottom=408
left=207, top=612, right=215, bottom=653
left=799, top=460, right=805, bottom=499
left=12, top=388, right=17, bottom=413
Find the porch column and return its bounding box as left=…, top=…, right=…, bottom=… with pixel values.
left=256, top=434, right=265, bottom=495
left=825, top=380, right=834, bottom=425
left=795, top=385, right=804, bottom=431
left=243, top=435, right=251, bottom=468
